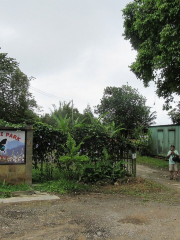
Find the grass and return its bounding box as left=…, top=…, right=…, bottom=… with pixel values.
left=1, top=174, right=180, bottom=205
left=30, top=156, right=170, bottom=197
left=0, top=157, right=175, bottom=202
left=33, top=179, right=92, bottom=194
left=0, top=180, right=31, bottom=198
left=32, top=165, right=61, bottom=183
left=1, top=176, right=179, bottom=205
left=0, top=171, right=92, bottom=197
left=136, top=155, right=169, bottom=169
left=32, top=165, right=93, bottom=194
left=32, top=172, right=178, bottom=204
left=97, top=177, right=180, bottom=204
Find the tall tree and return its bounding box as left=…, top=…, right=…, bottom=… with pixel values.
left=0, top=52, right=17, bottom=74
left=122, top=0, right=180, bottom=109
left=168, top=103, right=180, bottom=124
left=41, top=101, right=82, bottom=127
left=0, top=51, right=38, bottom=123
left=95, top=85, right=156, bottom=130
left=80, top=104, right=95, bottom=124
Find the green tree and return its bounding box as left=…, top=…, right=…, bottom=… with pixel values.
left=52, top=113, right=71, bottom=134
left=0, top=68, right=38, bottom=123
left=168, top=103, right=180, bottom=124
left=52, top=101, right=80, bottom=119
left=41, top=101, right=82, bottom=127
left=59, top=132, right=89, bottom=180
left=80, top=104, right=95, bottom=124
left=122, top=0, right=180, bottom=109
left=95, top=85, right=156, bottom=130
left=0, top=52, right=17, bottom=73
left=0, top=50, right=39, bottom=123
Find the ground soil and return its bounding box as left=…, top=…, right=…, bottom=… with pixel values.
left=1, top=164, right=180, bottom=240
left=137, top=163, right=180, bottom=193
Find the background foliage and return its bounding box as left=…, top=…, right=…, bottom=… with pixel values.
left=122, top=0, right=180, bottom=109
left=168, top=103, right=180, bottom=124
left=40, top=102, right=95, bottom=127
left=95, top=85, right=156, bottom=130
left=0, top=51, right=39, bottom=123
left=33, top=120, right=135, bottom=182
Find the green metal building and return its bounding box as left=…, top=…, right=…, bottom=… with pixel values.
left=149, top=124, right=180, bottom=157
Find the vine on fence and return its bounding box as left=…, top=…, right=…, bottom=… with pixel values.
left=33, top=121, right=135, bottom=182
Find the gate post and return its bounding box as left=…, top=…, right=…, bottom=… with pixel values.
left=25, top=124, right=33, bottom=186
left=132, top=153, right=136, bottom=177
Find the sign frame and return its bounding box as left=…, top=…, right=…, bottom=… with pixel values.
left=0, top=129, right=27, bottom=165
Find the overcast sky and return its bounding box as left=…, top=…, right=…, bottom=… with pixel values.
left=0, top=0, right=173, bottom=125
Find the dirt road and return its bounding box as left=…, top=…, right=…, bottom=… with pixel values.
left=1, top=165, right=180, bottom=240
left=137, top=164, right=180, bottom=193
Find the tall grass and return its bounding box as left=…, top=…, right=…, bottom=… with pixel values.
left=137, top=155, right=169, bottom=169
left=0, top=181, right=31, bottom=198
left=32, top=164, right=92, bottom=194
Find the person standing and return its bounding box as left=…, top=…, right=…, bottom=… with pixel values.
left=167, top=145, right=179, bottom=180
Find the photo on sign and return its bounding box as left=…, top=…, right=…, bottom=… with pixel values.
left=0, top=130, right=26, bottom=164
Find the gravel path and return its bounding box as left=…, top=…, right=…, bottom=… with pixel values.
left=1, top=165, right=180, bottom=240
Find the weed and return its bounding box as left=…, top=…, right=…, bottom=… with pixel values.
left=0, top=191, right=12, bottom=198
left=0, top=181, right=31, bottom=198
left=32, top=164, right=61, bottom=183
left=95, top=177, right=180, bottom=204
left=33, top=178, right=92, bottom=194
left=137, top=155, right=169, bottom=169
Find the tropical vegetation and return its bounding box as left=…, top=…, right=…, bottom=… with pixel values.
left=95, top=85, right=156, bottom=130
left=0, top=50, right=157, bottom=186
left=0, top=51, right=39, bottom=123
left=122, top=0, right=180, bottom=110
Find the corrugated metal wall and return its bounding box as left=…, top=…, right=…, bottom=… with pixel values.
left=149, top=125, right=180, bottom=156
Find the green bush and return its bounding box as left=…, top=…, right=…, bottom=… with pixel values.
left=33, top=120, right=135, bottom=183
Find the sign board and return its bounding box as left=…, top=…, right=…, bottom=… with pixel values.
left=132, top=153, right=136, bottom=159
left=0, top=130, right=26, bottom=164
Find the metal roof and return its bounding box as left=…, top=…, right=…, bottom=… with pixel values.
left=149, top=124, right=180, bottom=128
